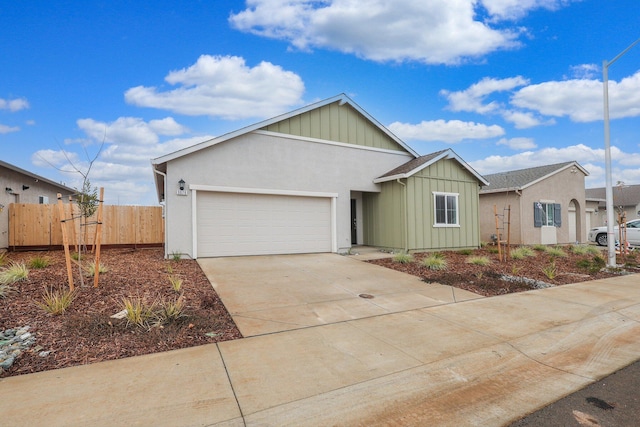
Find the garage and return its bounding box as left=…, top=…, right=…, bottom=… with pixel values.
left=196, top=191, right=333, bottom=257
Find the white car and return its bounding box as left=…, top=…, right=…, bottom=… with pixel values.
left=588, top=219, right=640, bottom=246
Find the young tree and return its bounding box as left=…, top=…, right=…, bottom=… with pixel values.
left=41, top=135, right=105, bottom=287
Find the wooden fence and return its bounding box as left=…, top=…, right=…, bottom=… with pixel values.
left=8, top=203, right=164, bottom=249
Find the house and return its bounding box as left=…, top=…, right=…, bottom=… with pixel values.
left=479, top=161, right=589, bottom=246
left=0, top=160, right=75, bottom=249
left=585, top=183, right=640, bottom=227
left=151, top=94, right=488, bottom=259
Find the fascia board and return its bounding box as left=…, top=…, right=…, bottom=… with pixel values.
left=0, top=159, right=75, bottom=193
left=480, top=187, right=522, bottom=195
left=151, top=93, right=420, bottom=165
left=374, top=150, right=450, bottom=183
left=151, top=94, right=349, bottom=165
left=443, top=151, right=490, bottom=186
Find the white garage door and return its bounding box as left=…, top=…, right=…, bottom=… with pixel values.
left=197, top=192, right=332, bottom=257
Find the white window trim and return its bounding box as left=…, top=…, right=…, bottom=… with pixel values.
left=433, top=192, right=460, bottom=228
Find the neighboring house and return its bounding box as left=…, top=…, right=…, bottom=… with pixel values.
left=585, top=184, right=640, bottom=227
left=0, top=160, right=75, bottom=249
left=151, top=94, right=488, bottom=259
left=479, top=161, right=589, bottom=245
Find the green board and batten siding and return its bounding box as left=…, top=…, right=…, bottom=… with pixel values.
left=261, top=102, right=406, bottom=152
left=363, top=159, right=481, bottom=251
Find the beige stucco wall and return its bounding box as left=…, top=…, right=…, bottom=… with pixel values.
left=164, top=131, right=413, bottom=258
left=478, top=192, right=523, bottom=244
left=1, top=167, right=74, bottom=249
left=480, top=167, right=587, bottom=245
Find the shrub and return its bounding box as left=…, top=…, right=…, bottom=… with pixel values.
left=170, top=251, right=182, bottom=261
left=485, top=246, right=499, bottom=254
left=393, top=253, right=414, bottom=264
left=0, top=262, right=29, bottom=285
left=457, top=249, right=474, bottom=255
left=570, top=245, right=601, bottom=256
left=466, top=256, right=491, bottom=266
left=84, top=261, right=108, bottom=277
left=36, top=287, right=76, bottom=315
left=542, top=261, right=558, bottom=280
left=156, top=295, right=187, bottom=324
left=546, top=247, right=567, bottom=258
left=0, top=283, right=14, bottom=298
left=0, top=251, right=8, bottom=266
left=422, top=253, right=447, bottom=270
left=576, top=259, right=592, bottom=270
left=168, top=275, right=183, bottom=292
left=29, top=255, right=50, bottom=269
left=121, top=297, right=156, bottom=328
left=511, top=247, right=536, bottom=260
left=532, top=244, right=548, bottom=252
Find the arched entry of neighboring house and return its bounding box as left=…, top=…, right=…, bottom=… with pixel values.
left=568, top=199, right=582, bottom=243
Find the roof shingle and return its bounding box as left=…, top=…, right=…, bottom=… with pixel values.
left=481, top=161, right=581, bottom=192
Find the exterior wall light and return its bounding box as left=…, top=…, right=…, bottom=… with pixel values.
left=22, top=185, right=30, bottom=190
left=177, top=179, right=188, bottom=196
left=5, top=187, right=13, bottom=193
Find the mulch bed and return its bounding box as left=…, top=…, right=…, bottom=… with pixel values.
left=2, top=245, right=637, bottom=378
left=368, top=247, right=638, bottom=297
left=1, top=248, right=242, bottom=378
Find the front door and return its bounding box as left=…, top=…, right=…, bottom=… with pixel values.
left=351, top=199, right=357, bottom=245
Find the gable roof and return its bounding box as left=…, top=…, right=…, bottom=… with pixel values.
left=586, top=184, right=640, bottom=206
left=152, top=94, right=418, bottom=167
left=374, top=148, right=489, bottom=185
left=480, top=161, right=589, bottom=194
left=0, top=160, right=75, bottom=194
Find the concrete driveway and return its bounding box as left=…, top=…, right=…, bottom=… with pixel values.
left=198, top=253, right=482, bottom=336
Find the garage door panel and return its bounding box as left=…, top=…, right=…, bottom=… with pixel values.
left=197, top=192, right=332, bottom=257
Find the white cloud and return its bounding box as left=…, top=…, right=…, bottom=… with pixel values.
left=497, top=137, right=537, bottom=150
left=230, top=0, right=522, bottom=65
left=441, top=76, right=529, bottom=113
left=480, top=0, right=576, bottom=20
left=0, top=97, right=29, bottom=112
left=512, top=71, right=640, bottom=122
left=0, top=124, right=20, bottom=134
left=389, top=119, right=505, bottom=143
left=125, top=55, right=305, bottom=120
left=31, top=149, right=81, bottom=172
left=469, top=143, right=619, bottom=175
left=501, top=110, right=554, bottom=129
left=77, top=116, right=188, bottom=146
left=568, top=63, right=599, bottom=80
left=33, top=115, right=210, bottom=205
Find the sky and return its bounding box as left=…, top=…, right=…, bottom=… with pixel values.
left=1, top=0, right=639, bottom=206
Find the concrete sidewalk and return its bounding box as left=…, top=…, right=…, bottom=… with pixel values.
left=2, top=274, right=640, bottom=426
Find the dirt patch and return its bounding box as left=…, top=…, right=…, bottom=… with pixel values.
left=368, top=247, right=638, bottom=297
left=1, top=248, right=241, bottom=378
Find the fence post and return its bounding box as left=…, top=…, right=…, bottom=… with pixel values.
left=93, top=188, right=104, bottom=288
left=57, top=194, right=74, bottom=291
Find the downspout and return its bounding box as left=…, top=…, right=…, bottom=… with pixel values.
left=396, top=178, right=408, bottom=253
left=153, top=167, right=168, bottom=259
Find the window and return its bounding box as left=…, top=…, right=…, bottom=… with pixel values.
left=534, top=202, right=561, bottom=227
left=434, top=192, right=458, bottom=226
left=38, top=195, right=49, bottom=204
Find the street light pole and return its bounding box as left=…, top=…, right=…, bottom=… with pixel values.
left=602, top=37, right=640, bottom=267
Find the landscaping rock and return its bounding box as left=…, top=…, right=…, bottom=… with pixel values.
left=0, top=326, right=37, bottom=372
